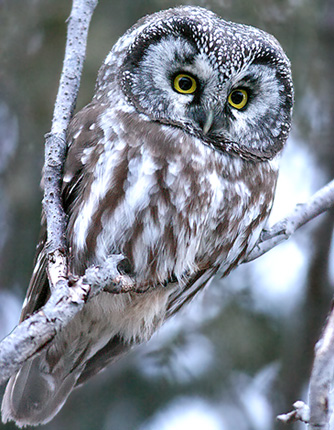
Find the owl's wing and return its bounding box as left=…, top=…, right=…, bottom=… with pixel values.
left=166, top=268, right=216, bottom=318
left=75, top=335, right=130, bottom=386
left=18, top=176, right=85, bottom=321
left=77, top=270, right=216, bottom=384
left=19, top=223, right=49, bottom=321
left=1, top=103, right=117, bottom=426
left=21, top=97, right=111, bottom=320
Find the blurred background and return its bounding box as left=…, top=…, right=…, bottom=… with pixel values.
left=0, top=0, right=334, bottom=429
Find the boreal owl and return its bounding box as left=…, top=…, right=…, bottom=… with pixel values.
left=2, top=5, right=293, bottom=426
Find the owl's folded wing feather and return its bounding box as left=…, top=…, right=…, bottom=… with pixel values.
left=1, top=103, right=115, bottom=426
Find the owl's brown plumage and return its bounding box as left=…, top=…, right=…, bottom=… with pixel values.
left=2, top=5, right=293, bottom=427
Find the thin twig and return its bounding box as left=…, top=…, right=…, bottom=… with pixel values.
left=245, top=179, right=334, bottom=262
left=277, top=401, right=310, bottom=424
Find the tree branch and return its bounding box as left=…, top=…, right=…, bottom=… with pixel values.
left=1, top=177, right=333, bottom=387
left=0, top=0, right=142, bottom=388
left=245, top=178, right=334, bottom=262
left=0, top=254, right=134, bottom=386
left=43, top=0, right=99, bottom=286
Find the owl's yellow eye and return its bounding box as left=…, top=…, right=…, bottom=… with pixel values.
left=173, top=74, right=197, bottom=94
left=228, top=89, right=248, bottom=110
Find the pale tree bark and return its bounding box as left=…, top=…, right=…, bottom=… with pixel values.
left=43, top=0, right=100, bottom=285
left=0, top=0, right=334, bottom=428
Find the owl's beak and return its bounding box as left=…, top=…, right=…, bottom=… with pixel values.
left=202, top=110, right=215, bottom=135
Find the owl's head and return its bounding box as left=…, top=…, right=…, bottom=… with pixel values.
left=101, top=6, right=293, bottom=161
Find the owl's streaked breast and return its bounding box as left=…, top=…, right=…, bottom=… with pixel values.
left=68, top=108, right=277, bottom=286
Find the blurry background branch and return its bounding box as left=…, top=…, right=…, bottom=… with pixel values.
left=308, top=306, right=334, bottom=430
left=277, top=304, right=334, bottom=430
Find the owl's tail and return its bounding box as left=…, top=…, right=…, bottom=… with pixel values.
left=1, top=351, right=82, bottom=427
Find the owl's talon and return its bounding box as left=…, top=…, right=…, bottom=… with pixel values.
left=103, top=280, right=122, bottom=294
left=116, top=257, right=134, bottom=276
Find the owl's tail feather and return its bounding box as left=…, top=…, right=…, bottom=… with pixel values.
left=1, top=352, right=81, bottom=427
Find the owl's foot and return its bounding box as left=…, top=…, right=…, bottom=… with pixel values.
left=82, top=254, right=138, bottom=295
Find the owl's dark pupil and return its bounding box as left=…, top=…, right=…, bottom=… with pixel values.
left=230, top=90, right=245, bottom=105
left=178, top=77, right=193, bottom=91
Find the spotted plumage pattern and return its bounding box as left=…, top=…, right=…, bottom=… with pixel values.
left=2, top=6, right=293, bottom=427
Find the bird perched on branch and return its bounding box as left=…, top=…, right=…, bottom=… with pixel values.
left=2, top=5, right=293, bottom=426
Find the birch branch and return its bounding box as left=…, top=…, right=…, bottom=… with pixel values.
left=0, top=281, right=86, bottom=386
left=0, top=0, right=141, bottom=388
left=43, top=0, right=98, bottom=286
